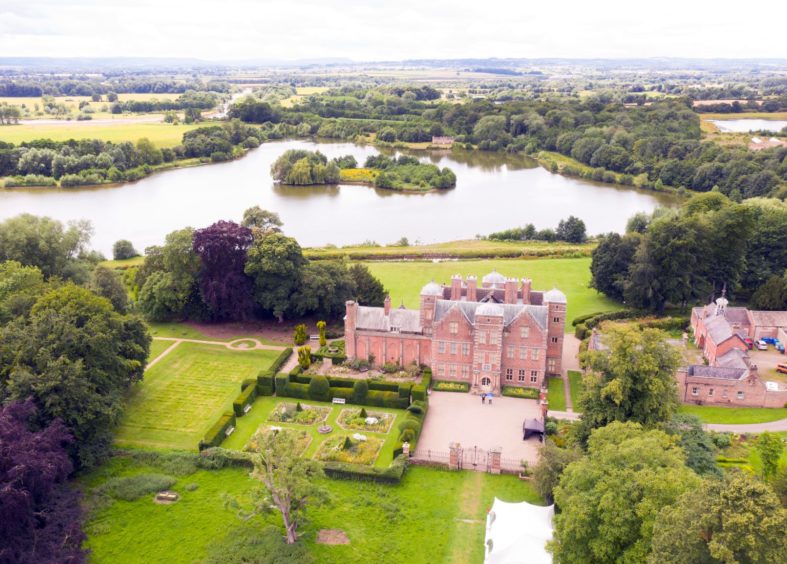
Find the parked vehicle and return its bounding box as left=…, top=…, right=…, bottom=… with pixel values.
left=777, top=363, right=787, bottom=375
left=744, top=337, right=754, bottom=350
left=776, top=341, right=785, bottom=353
left=755, top=340, right=768, bottom=350
left=762, top=337, right=778, bottom=345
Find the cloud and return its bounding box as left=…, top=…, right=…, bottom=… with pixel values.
left=0, top=0, right=784, bottom=60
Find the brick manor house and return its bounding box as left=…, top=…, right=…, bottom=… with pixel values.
left=344, top=271, right=567, bottom=394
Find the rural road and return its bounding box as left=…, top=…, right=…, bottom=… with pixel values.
left=549, top=409, right=787, bottom=432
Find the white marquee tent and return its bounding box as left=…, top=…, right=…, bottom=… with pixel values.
left=484, top=498, right=554, bottom=564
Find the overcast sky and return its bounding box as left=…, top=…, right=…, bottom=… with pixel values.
left=2, top=0, right=786, bottom=61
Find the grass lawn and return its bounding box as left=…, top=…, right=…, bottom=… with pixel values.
left=547, top=377, right=566, bottom=411
left=114, top=342, right=280, bottom=450
left=147, top=322, right=219, bottom=341
left=147, top=339, right=174, bottom=362
left=364, top=257, right=623, bottom=328
left=679, top=404, right=787, bottom=424
left=567, top=370, right=584, bottom=406
left=0, top=121, right=204, bottom=148
left=82, top=455, right=542, bottom=564
left=100, top=256, right=144, bottom=270
left=222, top=396, right=407, bottom=469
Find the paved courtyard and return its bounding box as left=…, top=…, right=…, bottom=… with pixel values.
left=416, top=391, right=543, bottom=466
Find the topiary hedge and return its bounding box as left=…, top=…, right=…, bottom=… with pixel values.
left=274, top=372, right=410, bottom=408
left=322, top=455, right=408, bottom=484
left=256, top=371, right=274, bottom=396
left=233, top=382, right=258, bottom=417
left=421, top=368, right=432, bottom=389
left=309, top=375, right=331, bottom=402
left=411, top=385, right=426, bottom=402
left=199, top=412, right=236, bottom=451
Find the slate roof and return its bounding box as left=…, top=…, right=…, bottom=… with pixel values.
left=715, top=348, right=750, bottom=370
left=687, top=365, right=748, bottom=381
left=355, top=306, right=422, bottom=333
left=749, top=310, right=787, bottom=328
left=704, top=316, right=736, bottom=345
left=433, top=299, right=547, bottom=330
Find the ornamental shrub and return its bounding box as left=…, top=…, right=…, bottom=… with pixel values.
left=297, top=346, right=312, bottom=369
left=309, top=375, right=330, bottom=402
left=200, top=412, right=236, bottom=450
left=411, top=385, right=426, bottom=402
left=293, top=324, right=307, bottom=345
left=232, top=384, right=257, bottom=417
left=352, top=380, right=369, bottom=403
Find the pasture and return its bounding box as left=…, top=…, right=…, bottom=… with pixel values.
left=364, top=257, right=623, bottom=326
left=0, top=120, right=204, bottom=148
left=114, top=342, right=280, bottom=450
left=82, top=456, right=541, bottom=564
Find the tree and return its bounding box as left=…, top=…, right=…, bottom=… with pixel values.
left=316, top=321, right=326, bottom=347
left=248, top=430, right=325, bottom=544
left=112, top=239, right=139, bottom=260
left=532, top=440, right=582, bottom=503
left=650, top=471, right=787, bottom=564
left=245, top=233, right=306, bottom=322
left=750, top=274, right=787, bottom=311
left=578, top=326, right=681, bottom=441
left=89, top=265, right=129, bottom=313
left=663, top=413, right=720, bottom=476
left=228, top=98, right=279, bottom=124
left=241, top=206, right=283, bottom=236
left=136, top=137, right=163, bottom=165
left=0, top=260, right=46, bottom=323
left=551, top=422, right=701, bottom=563
left=0, top=284, right=151, bottom=468
left=755, top=431, right=783, bottom=479
left=352, top=380, right=368, bottom=403
left=193, top=221, right=254, bottom=321
left=0, top=401, right=85, bottom=564
left=0, top=214, right=93, bottom=280
left=289, top=261, right=356, bottom=318
left=348, top=264, right=387, bottom=306
left=590, top=233, right=640, bottom=301
left=555, top=215, right=587, bottom=243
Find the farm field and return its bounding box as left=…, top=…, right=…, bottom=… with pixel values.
left=678, top=404, right=787, bottom=424
left=114, top=342, right=280, bottom=450
left=0, top=121, right=204, bottom=147
left=364, top=257, right=623, bottom=327
left=222, top=397, right=408, bottom=469
left=82, top=456, right=541, bottom=564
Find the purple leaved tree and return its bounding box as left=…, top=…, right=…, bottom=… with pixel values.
left=0, top=400, right=85, bottom=563
left=192, top=220, right=255, bottom=321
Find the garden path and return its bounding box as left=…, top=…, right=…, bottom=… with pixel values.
left=152, top=336, right=287, bottom=352
left=145, top=340, right=181, bottom=369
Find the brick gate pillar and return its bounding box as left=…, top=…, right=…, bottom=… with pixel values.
left=449, top=442, right=462, bottom=470
left=489, top=447, right=502, bottom=474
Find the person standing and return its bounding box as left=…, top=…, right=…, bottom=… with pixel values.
left=482, top=394, right=486, bottom=405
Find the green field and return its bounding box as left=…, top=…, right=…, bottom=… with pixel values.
left=547, top=376, right=566, bottom=411
left=82, top=456, right=541, bottom=564
left=0, top=121, right=204, bottom=148
left=365, top=257, right=623, bottom=328
left=147, top=339, right=174, bottom=362
left=222, top=396, right=407, bottom=469
left=679, top=404, right=787, bottom=424
left=115, top=342, right=280, bottom=450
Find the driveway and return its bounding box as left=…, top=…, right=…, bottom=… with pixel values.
left=416, top=391, right=543, bottom=466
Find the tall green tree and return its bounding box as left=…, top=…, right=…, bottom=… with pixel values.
left=590, top=233, right=640, bottom=301
left=663, top=413, right=720, bottom=476
left=650, top=471, right=787, bottom=564
left=755, top=431, right=784, bottom=480
left=89, top=265, right=128, bottom=313
left=551, top=422, right=701, bottom=563
left=348, top=264, right=387, bottom=306
left=245, top=233, right=305, bottom=322
left=578, top=326, right=681, bottom=441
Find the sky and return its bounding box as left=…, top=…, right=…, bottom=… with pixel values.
left=1, top=0, right=786, bottom=62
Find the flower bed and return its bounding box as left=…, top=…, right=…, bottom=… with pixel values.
left=432, top=380, right=470, bottom=393
left=501, top=386, right=540, bottom=399
left=315, top=434, right=383, bottom=466
left=267, top=402, right=330, bottom=425
left=244, top=425, right=311, bottom=455
left=337, top=408, right=394, bottom=433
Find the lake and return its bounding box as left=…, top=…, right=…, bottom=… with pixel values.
left=709, top=119, right=787, bottom=133
left=0, top=140, right=676, bottom=255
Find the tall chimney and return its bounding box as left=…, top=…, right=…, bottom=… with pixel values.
left=504, top=278, right=517, bottom=304
left=451, top=274, right=462, bottom=301
left=467, top=276, right=477, bottom=302
left=384, top=295, right=391, bottom=315
left=521, top=278, right=532, bottom=304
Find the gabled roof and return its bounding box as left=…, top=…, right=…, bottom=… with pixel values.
left=749, top=310, right=787, bottom=328
left=355, top=306, right=422, bottom=333
left=433, top=299, right=547, bottom=330
left=715, top=348, right=750, bottom=370
left=687, top=365, right=748, bottom=380
left=704, top=316, right=737, bottom=346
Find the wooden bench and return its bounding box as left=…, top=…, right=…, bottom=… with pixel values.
left=224, top=425, right=235, bottom=436
left=243, top=404, right=252, bottom=414
left=332, top=398, right=346, bottom=405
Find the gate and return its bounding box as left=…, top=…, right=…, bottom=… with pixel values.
left=460, top=445, right=490, bottom=472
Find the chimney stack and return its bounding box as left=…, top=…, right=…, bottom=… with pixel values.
left=384, top=295, right=391, bottom=315
left=467, top=276, right=477, bottom=302
left=451, top=274, right=462, bottom=301
left=521, top=278, right=532, bottom=304
left=504, top=278, right=517, bottom=304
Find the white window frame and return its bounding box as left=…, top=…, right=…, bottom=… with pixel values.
left=505, top=368, right=513, bottom=381
left=449, top=322, right=458, bottom=335
left=520, top=326, right=529, bottom=339
left=691, top=387, right=699, bottom=396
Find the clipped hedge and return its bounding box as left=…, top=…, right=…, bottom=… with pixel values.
left=323, top=455, right=408, bottom=484
left=274, top=372, right=410, bottom=408
left=233, top=382, right=257, bottom=417
left=571, top=311, right=605, bottom=327
left=411, top=385, right=426, bottom=402
left=575, top=323, right=589, bottom=340
left=432, top=380, right=470, bottom=393
left=256, top=371, right=274, bottom=396
left=421, top=368, right=432, bottom=389
left=269, top=347, right=293, bottom=373
left=502, top=386, right=540, bottom=399
left=199, top=412, right=236, bottom=451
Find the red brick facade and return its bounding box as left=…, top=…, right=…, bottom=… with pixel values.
left=344, top=272, right=566, bottom=394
